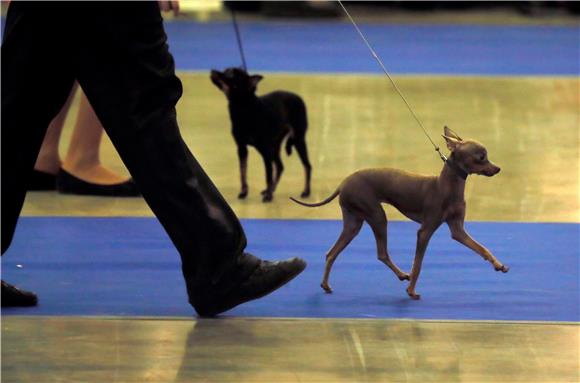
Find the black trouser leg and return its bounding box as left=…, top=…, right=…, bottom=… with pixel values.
left=72, top=3, right=256, bottom=302
left=1, top=2, right=256, bottom=307
left=1, top=3, right=76, bottom=254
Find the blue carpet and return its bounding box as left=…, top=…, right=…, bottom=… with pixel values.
left=1, top=18, right=577, bottom=75
left=164, top=21, right=580, bottom=75
left=2, top=217, right=578, bottom=321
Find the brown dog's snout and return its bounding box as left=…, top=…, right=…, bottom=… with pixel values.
left=480, top=162, right=501, bottom=177
left=488, top=164, right=501, bottom=176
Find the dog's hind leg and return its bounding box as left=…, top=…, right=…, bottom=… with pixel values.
left=284, top=128, right=294, bottom=156
left=273, top=154, right=284, bottom=191
left=367, top=206, right=410, bottom=281
left=321, top=208, right=363, bottom=293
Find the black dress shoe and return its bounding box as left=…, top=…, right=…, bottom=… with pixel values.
left=194, top=256, right=307, bottom=317
left=28, top=169, right=57, bottom=191
left=1, top=280, right=38, bottom=307
left=56, top=168, right=140, bottom=197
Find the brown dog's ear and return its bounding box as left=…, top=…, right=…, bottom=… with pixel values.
left=249, top=74, right=263, bottom=89
left=443, top=126, right=462, bottom=141
left=442, top=135, right=462, bottom=151
left=210, top=70, right=229, bottom=93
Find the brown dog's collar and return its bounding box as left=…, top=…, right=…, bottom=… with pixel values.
left=445, top=156, right=468, bottom=180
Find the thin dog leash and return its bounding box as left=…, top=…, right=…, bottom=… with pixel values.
left=337, top=1, right=447, bottom=162
left=231, top=9, right=248, bottom=71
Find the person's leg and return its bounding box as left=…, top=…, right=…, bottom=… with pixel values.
left=27, top=81, right=77, bottom=191
left=34, top=84, right=77, bottom=175
left=61, top=89, right=134, bottom=185
left=2, top=2, right=77, bottom=304
left=56, top=87, right=140, bottom=196
left=72, top=2, right=304, bottom=316
left=30, top=80, right=139, bottom=195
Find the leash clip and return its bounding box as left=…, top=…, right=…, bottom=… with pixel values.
left=435, top=147, right=447, bottom=162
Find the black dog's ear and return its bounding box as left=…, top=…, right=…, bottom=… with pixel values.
left=249, top=74, right=263, bottom=89
left=210, top=70, right=228, bottom=93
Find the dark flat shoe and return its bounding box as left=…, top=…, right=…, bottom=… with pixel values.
left=28, top=169, right=57, bottom=191
left=1, top=280, right=38, bottom=307
left=193, top=254, right=307, bottom=317
left=56, top=168, right=140, bottom=197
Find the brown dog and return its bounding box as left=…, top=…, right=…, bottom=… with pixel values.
left=291, top=127, right=508, bottom=299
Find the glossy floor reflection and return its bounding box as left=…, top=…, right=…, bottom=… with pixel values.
left=21, top=73, right=579, bottom=222
left=2, top=317, right=578, bottom=383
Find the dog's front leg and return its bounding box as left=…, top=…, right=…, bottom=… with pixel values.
left=237, top=145, right=249, bottom=199
left=260, top=154, right=274, bottom=202
left=407, top=223, right=439, bottom=300
left=447, top=219, right=509, bottom=273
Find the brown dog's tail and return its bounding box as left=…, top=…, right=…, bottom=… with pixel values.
left=290, top=189, right=340, bottom=208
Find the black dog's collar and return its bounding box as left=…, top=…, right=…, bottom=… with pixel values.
left=445, top=156, right=468, bottom=180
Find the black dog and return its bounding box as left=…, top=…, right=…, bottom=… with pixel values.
left=211, top=68, right=312, bottom=202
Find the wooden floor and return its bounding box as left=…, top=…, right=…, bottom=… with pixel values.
left=22, top=73, right=580, bottom=222
left=2, top=317, right=578, bottom=383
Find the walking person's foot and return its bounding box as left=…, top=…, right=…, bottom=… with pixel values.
left=1, top=280, right=38, bottom=307
left=193, top=254, right=306, bottom=317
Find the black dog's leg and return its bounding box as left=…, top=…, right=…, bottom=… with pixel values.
left=294, top=138, right=312, bottom=197
left=260, top=152, right=274, bottom=202
left=273, top=154, right=284, bottom=191
left=237, top=144, right=249, bottom=199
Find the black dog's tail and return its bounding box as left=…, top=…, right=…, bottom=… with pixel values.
left=285, top=136, right=294, bottom=156
left=290, top=189, right=340, bottom=208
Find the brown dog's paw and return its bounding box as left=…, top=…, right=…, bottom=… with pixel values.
left=406, top=287, right=421, bottom=300
left=238, top=191, right=248, bottom=199
left=398, top=273, right=410, bottom=281
left=300, top=190, right=311, bottom=198
left=495, top=265, right=509, bottom=273
left=262, top=193, right=273, bottom=203
left=320, top=283, right=333, bottom=294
